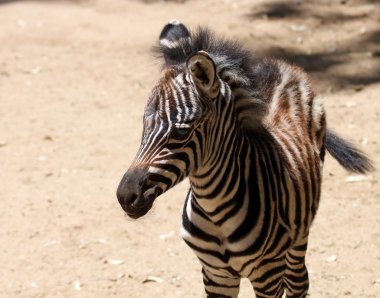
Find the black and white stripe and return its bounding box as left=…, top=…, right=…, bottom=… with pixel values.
left=117, top=20, right=373, bottom=298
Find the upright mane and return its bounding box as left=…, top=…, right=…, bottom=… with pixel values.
left=155, top=25, right=269, bottom=132
left=155, top=27, right=258, bottom=91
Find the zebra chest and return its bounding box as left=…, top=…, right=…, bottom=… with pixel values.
left=181, top=196, right=260, bottom=274
left=181, top=220, right=260, bottom=276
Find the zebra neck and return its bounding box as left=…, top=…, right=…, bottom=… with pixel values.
left=188, top=129, right=252, bottom=221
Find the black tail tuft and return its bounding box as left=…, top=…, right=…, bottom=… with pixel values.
left=325, top=130, right=374, bottom=174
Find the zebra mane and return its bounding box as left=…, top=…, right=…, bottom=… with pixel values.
left=155, top=26, right=259, bottom=90
left=155, top=23, right=267, bottom=132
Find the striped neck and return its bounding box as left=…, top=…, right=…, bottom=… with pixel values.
left=188, top=85, right=253, bottom=223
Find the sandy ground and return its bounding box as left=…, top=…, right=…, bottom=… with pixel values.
left=0, top=0, right=379, bottom=297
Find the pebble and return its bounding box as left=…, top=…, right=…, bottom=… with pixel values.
left=350, top=240, right=362, bottom=249
left=106, top=259, right=125, bottom=265
left=97, top=238, right=107, bottom=244
left=29, top=67, right=42, bottom=75
left=117, top=273, right=126, bottom=279
left=326, top=255, right=337, bottom=263
left=290, top=24, right=307, bottom=32
left=345, top=101, right=357, bottom=108
left=44, top=240, right=60, bottom=247
left=346, top=175, right=370, bottom=183
left=108, top=273, right=125, bottom=282
left=159, top=230, right=175, bottom=240
left=142, top=275, right=163, bottom=284
left=74, top=281, right=81, bottom=291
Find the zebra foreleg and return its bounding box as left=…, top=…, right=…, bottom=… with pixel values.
left=283, top=237, right=309, bottom=298
left=202, top=267, right=240, bottom=298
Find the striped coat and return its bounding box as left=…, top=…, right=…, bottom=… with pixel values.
left=117, top=20, right=372, bottom=298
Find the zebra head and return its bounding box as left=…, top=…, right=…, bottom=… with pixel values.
left=117, top=21, right=232, bottom=219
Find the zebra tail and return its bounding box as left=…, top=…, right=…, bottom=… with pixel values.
left=325, top=130, right=374, bottom=174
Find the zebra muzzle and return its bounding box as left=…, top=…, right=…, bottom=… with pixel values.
left=117, top=169, right=160, bottom=219
left=143, top=185, right=160, bottom=201
left=118, top=191, right=154, bottom=219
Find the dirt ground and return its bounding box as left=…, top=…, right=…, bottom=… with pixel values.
left=0, top=0, right=379, bottom=297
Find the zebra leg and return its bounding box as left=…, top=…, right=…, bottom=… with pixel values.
left=250, top=255, right=287, bottom=298
left=283, top=237, right=309, bottom=298
left=202, top=267, right=240, bottom=298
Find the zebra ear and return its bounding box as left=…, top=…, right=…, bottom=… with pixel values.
left=159, top=19, right=191, bottom=47
left=187, top=51, right=220, bottom=99
left=159, top=20, right=192, bottom=65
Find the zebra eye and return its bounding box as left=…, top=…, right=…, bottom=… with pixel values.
left=170, top=125, right=191, bottom=139
left=177, top=128, right=190, bottom=136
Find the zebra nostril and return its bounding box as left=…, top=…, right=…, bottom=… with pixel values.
left=125, top=193, right=138, bottom=206
left=117, top=189, right=138, bottom=207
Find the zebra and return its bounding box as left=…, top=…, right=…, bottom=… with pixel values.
left=116, top=20, right=373, bottom=298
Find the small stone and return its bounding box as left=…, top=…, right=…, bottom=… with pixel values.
left=29, top=67, right=42, bottom=75
left=106, top=259, right=125, bottom=265
left=142, top=275, right=163, bottom=284
left=290, top=24, right=307, bottom=32
left=346, top=175, right=370, bottom=183
left=44, top=240, right=60, bottom=247
left=326, top=255, right=337, bottom=263
left=74, top=281, right=81, bottom=291
left=296, top=36, right=303, bottom=44
left=350, top=240, right=362, bottom=249
left=171, top=275, right=181, bottom=282
left=159, top=230, right=175, bottom=240
left=117, top=273, right=126, bottom=279
left=345, top=101, right=357, bottom=108
left=78, top=240, right=89, bottom=249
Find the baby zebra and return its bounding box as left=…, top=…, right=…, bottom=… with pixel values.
left=116, top=20, right=373, bottom=298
